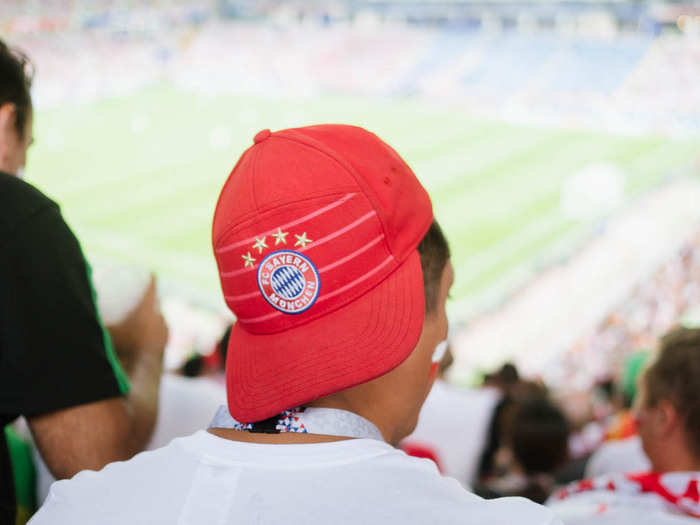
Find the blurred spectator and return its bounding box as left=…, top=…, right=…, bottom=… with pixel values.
left=584, top=351, right=652, bottom=478
left=477, top=394, right=570, bottom=504
left=180, top=324, right=230, bottom=378
left=621, top=351, right=649, bottom=409
left=513, top=398, right=570, bottom=475
left=478, top=365, right=549, bottom=485
left=483, top=362, right=520, bottom=395
left=548, top=326, right=700, bottom=523
left=401, top=346, right=500, bottom=487
left=636, top=327, right=700, bottom=475
left=0, top=38, right=166, bottom=524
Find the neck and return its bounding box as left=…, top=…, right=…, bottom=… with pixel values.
left=651, top=438, right=700, bottom=473
left=208, top=427, right=350, bottom=445
left=654, top=455, right=700, bottom=473
left=0, top=164, right=16, bottom=176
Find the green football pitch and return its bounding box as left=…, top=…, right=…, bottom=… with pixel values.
left=28, top=84, right=700, bottom=316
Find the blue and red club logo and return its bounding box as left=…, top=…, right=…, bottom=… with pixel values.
left=257, top=250, right=320, bottom=314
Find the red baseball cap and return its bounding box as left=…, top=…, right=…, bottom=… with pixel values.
left=212, top=124, right=433, bottom=423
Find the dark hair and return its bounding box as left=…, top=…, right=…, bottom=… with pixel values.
left=0, top=38, right=33, bottom=138
left=218, top=324, right=233, bottom=363
left=512, top=396, right=569, bottom=475
left=417, top=221, right=450, bottom=314
left=644, top=326, right=700, bottom=458
left=498, top=363, right=519, bottom=385
left=182, top=354, right=204, bottom=377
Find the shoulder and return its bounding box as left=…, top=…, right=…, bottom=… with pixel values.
left=0, top=172, right=57, bottom=220
left=34, top=436, right=201, bottom=524
left=586, top=436, right=649, bottom=478
left=59, top=434, right=200, bottom=490
left=361, top=447, right=559, bottom=524
left=0, top=173, right=59, bottom=242
left=32, top=436, right=560, bottom=525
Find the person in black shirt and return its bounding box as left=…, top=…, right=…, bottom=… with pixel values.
left=0, top=38, right=168, bottom=524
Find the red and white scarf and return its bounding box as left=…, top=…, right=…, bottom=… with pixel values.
left=554, top=471, right=700, bottom=518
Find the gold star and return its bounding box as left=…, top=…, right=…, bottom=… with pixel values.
left=252, top=236, right=268, bottom=254
left=241, top=252, right=256, bottom=268
left=294, top=232, right=312, bottom=248
left=271, top=228, right=289, bottom=245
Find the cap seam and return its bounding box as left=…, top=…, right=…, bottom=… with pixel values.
left=250, top=140, right=263, bottom=211
left=212, top=143, right=254, bottom=248
left=272, top=132, right=395, bottom=257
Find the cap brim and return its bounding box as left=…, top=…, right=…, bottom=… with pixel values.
left=226, top=250, right=425, bottom=423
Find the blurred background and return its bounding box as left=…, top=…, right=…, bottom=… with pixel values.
left=2, top=0, right=699, bottom=391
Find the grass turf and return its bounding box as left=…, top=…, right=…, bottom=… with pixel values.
left=28, top=84, right=700, bottom=314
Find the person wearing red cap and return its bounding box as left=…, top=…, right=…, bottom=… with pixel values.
left=31, top=125, right=560, bottom=524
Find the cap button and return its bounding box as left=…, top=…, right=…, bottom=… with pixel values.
left=254, top=129, right=271, bottom=144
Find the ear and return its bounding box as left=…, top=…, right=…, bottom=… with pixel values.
left=0, top=103, right=18, bottom=152
left=0, top=103, right=16, bottom=131
left=657, top=400, right=680, bottom=435
left=0, top=104, right=17, bottom=161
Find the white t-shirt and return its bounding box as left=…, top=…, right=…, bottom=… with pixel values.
left=402, top=380, right=500, bottom=486
left=584, top=436, right=651, bottom=478
left=31, top=430, right=560, bottom=525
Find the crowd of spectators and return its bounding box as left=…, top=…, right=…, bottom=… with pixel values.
left=399, top=331, right=699, bottom=522
left=2, top=11, right=699, bottom=135
left=572, top=232, right=700, bottom=362
left=555, top=231, right=700, bottom=447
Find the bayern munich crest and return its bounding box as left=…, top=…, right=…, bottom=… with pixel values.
left=257, top=250, right=320, bottom=314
